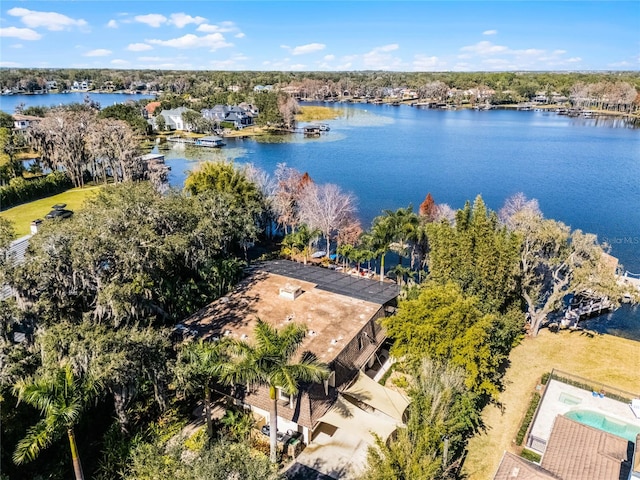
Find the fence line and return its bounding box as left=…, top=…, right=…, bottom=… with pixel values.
left=550, top=369, right=639, bottom=403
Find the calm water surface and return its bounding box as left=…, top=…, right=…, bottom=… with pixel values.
left=0, top=92, right=155, bottom=112
left=2, top=95, right=638, bottom=338
left=161, top=103, right=640, bottom=339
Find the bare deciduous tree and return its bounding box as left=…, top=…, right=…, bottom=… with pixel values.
left=498, top=192, right=541, bottom=229
left=298, top=183, right=357, bottom=255
left=272, top=163, right=312, bottom=234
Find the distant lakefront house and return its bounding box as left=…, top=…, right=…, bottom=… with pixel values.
left=201, top=104, right=258, bottom=129
left=150, top=106, right=195, bottom=131
left=253, top=85, right=273, bottom=93
left=13, top=114, right=42, bottom=130
left=177, top=260, right=406, bottom=448
left=143, top=101, right=162, bottom=119
left=71, top=80, right=90, bottom=91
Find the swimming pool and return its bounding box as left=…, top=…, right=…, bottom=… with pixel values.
left=565, top=409, right=640, bottom=443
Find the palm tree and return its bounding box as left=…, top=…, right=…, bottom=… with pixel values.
left=13, top=364, right=99, bottom=480
left=222, top=320, right=329, bottom=463
left=174, top=339, right=228, bottom=439
left=364, top=213, right=396, bottom=282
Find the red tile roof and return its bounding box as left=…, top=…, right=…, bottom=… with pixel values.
left=493, top=452, right=559, bottom=480
left=541, top=416, right=631, bottom=480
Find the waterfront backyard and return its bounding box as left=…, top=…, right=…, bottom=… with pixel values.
left=464, top=328, right=640, bottom=479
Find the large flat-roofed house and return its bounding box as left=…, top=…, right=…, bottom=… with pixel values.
left=179, top=260, right=400, bottom=444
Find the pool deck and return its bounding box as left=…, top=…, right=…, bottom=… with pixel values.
left=528, top=379, right=640, bottom=452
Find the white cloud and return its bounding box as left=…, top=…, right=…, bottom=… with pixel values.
left=0, top=61, right=21, bottom=67
left=377, top=44, right=399, bottom=53
left=127, top=43, right=153, bottom=52
left=363, top=44, right=402, bottom=70
left=413, top=54, right=445, bottom=71
left=197, top=21, right=239, bottom=33
left=147, top=33, right=232, bottom=50
left=292, top=43, right=326, bottom=55
left=111, top=59, right=130, bottom=65
left=483, top=29, right=498, bottom=36
left=107, top=19, right=118, bottom=28
left=0, top=26, right=42, bottom=40
left=169, top=13, right=206, bottom=28
left=7, top=7, right=87, bottom=31
left=209, top=53, right=249, bottom=70
left=84, top=49, right=112, bottom=57
left=135, top=14, right=167, bottom=28
left=235, top=32, right=245, bottom=38
left=324, top=54, right=335, bottom=61
left=12, top=43, right=24, bottom=48
left=461, top=41, right=508, bottom=55
left=455, top=40, right=584, bottom=70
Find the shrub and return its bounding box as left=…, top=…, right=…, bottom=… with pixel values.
left=541, top=372, right=551, bottom=385
left=520, top=448, right=541, bottom=463
left=0, top=171, right=72, bottom=210
left=515, top=392, right=541, bottom=445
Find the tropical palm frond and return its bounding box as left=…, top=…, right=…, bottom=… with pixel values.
left=278, top=323, right=307, bottom=360
left=12, top=419, right=58, bottom=464
left=254, top=319, right=279, bottom=353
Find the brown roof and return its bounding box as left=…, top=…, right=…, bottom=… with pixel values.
left=145, top=101, right=161, bottom=114
left=183, top=263, right=393, bottom=429
left=493, top=452, right=559, bottom=480
left=541, top=416, right=632, bottom=480
left=13, top=114, right=42, bottom=122
left=181, top=269, right=382, bottom=364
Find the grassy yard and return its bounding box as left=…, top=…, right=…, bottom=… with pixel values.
left=295, top=106, right=340, bottom=122
left=464, top=329, right=640, bottom=479
left=0, top=186, right=100, bottom=237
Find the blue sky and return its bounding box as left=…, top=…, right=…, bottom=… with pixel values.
left=0, top=1, right=638, bottom=71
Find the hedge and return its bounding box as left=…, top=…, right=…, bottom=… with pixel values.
left=515, top=392, right=541, bottom=446
left=520, top=448, right=541, bottom=463
left=0, top=171, right=72, bottom=210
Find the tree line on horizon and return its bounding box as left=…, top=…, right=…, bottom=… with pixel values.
left=2, top=68, right=639, bottom=112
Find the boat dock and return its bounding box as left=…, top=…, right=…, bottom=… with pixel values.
left=561, top=296, right=615, bottom=328
left=619, top=271, right=640, bottom=301
left=300, top=124, right=330, bottom=136
left=167, top=135, right=225, bottom=148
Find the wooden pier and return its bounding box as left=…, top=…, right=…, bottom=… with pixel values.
left=561, top=297, right=615, bottom=328
left=167, top=135, right=225, bottom=148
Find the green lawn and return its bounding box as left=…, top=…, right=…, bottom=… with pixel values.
left=0, top=187, right=101, bottom=237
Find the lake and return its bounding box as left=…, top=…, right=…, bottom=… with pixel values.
left=3, top=95, right=639, bottom=338
left=159, top=103, right=640, bottom=339
left=0, top=92, right=155, bottom=113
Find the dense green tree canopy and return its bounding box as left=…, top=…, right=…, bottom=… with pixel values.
left=98, top=103, right=149, bottom=135
left=4, top=183, right=249, bottom=327
left=384, top=282, right=508, bottom=397
left=427, top=196, right=521, bottom=314
left=127, top=439, right=283, bottom=480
